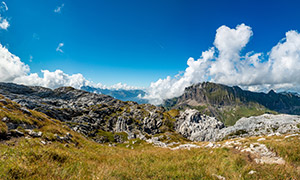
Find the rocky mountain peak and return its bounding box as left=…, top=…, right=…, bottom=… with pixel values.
left=163, top=82, right=300, bottom=126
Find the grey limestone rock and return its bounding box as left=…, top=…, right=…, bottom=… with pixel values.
left=216, top=114, right=300, bottom=140
left=176, top=109, right=225, bottom=141
left=176, top=109, right=300, bottom=142
left=0, top=82, right=167, bottom=143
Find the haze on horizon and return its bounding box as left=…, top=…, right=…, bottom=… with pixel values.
left=1, top=0, right=300, bottom=104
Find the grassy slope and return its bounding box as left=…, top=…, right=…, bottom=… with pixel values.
left=1, top=135, right=300, bottom=179
left=0, top=95, right=300, bottom=179
left=220, top=105, right=277, bottom=126
left=182, top=104, right=276, bottom=126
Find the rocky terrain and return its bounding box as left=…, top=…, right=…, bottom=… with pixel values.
left=1, top=82, right=300, bottom=179
left=1, top=82, right=300, bottom=145
left=217, top=114, right=300, bottom=140
left=163, top=82, right=300, bottom=125
left=175, top=109, right=225, bottom=141
left=0, top=82, right=175, bottom=143
left=176, top=108, right=300, bottom=142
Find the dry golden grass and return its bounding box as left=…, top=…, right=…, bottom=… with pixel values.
left=0, top=95, right=300, bottom=179
left=1, top=134, right=300, bottom=180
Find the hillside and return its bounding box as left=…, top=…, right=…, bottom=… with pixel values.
left=2, top=82, right=300, bottom=142
left=163, top=82, right=300, bottom=125
left=1, top=94, right=300, bottom=179
left=0, top=82, right=177, bottom=143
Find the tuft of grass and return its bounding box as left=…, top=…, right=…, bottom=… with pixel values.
left=264, top=136, right=300, bottom=166
left=0, top=121, right=8, bottom=138
left=1, top=130, right=300, bottom=179
left=95, top=130, right=128, bottom=143
left=167, top=109, right=180, bottom=117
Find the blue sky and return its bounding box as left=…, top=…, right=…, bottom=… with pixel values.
left=3, top=0, right=300, bottom=87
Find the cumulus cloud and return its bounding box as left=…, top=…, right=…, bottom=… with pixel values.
left=13, top=70, right=89, bottom=89
left=4, top=22, right=300, bottom=102
left=0, top=1, right=9, bottom=30
left=54, top=4, right=64, bottom=13
left=56, top=43, right=64, bottom=53
left=144, top=24, right=300, bottom=105
left=0, top=17, right=9, bottom=30
left=1, top=2, right=7, bottom=11
left=0, top=44, right=29, bottom=82
left=0, top=42, right=142, bottom=90
left=93, top=82, right=143, bottom=90
left=144, top=48, right=215, bottom=105
left=0, top=43, right=89, bottom=89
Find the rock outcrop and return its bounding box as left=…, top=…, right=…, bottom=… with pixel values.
left=176, top=109, right=225, bottom=141
left=216, top=114, right=300, bottom=140
left=175, top=109, right=300, bottom=141
left=1, top=82, right=300, bottom=144
left=0, top=82, right=174, bottom=142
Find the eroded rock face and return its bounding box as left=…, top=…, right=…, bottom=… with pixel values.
left=0, top=83, right=169, bottom=142
left=176, top=109, right=225, bottom=141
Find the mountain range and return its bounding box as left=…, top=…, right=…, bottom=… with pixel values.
left=163, top=82, right=300, bottom=125
left=81, top=86, right=148, bottom=104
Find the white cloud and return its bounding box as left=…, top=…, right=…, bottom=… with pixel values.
left=56, top=43, right=64, bottom=53
left=0, top=17, right=9, bottom=30
left=0, top=42, right=142, bottom=90
left=13, top=70, right=89, bottom=89
left=268, top=31, right=300, bottom=85
left=1, top=2, right=7, bottom=11
left=94, top=82, right=143, bottom=90
left=0, top=42, right=89, bottom=89
left=0, top=44, right=29, bottom=82
left=144, top=48, right=215, bottom=105
left=210, top=24, right=253, bottom=83
left=54, top=4, right=64, bottom=13
left=4, top=23, right=300, bottom=102
left=29, top=55, right=33, bottom=62
left=0, top=1, right=9, bottom=30
left=0, top=43, right=88, bottom=89
left=144, top=24, right=300, bottom=105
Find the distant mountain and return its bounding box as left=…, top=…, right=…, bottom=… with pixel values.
left=163, top=82, right=300, bottom=126
left=279, top=91, right=300, bottom=97
left=81, top=86, right=148, bottom=104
